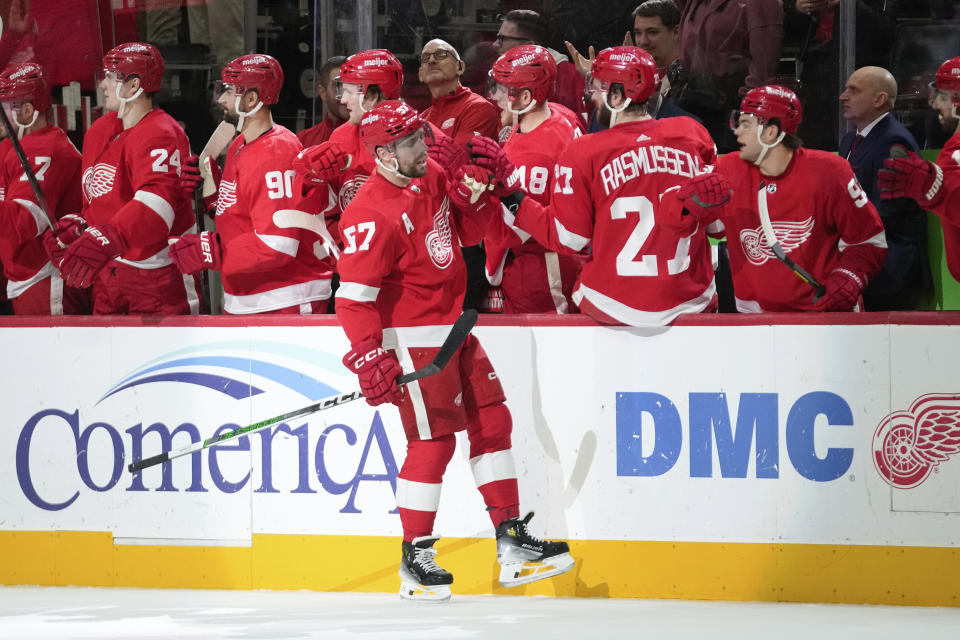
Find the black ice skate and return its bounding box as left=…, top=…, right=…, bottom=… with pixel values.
left=495, top=511, right=575, bottom=587
left=399, top=535, right=453, bottom=603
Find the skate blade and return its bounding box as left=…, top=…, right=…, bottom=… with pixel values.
left=398, top=580, right=451, bottom=603
left=498, top=552, right=575, bottom=588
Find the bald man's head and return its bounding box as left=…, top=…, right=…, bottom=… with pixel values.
left=840, top=66, right=899, bottom=129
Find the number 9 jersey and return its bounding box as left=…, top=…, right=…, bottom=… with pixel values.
left=514, top=115, right=719, bottom=326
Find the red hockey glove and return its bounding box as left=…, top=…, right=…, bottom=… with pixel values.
left=168, top=231, right=222, bottom=274
left=342, top=337, right=404, bottom=407
left=42, top=214, right=87, bottom=266
left=676, top=172, right=732, bottom=225
left=427, top=134, right=468, bottom=173
left=813, top=267, right=866, bottom=311
left=59, top=223, right=126, bottom=288
left=878, top=145, right=945, bottom=208
left=179, top=155, right=221, bottom=214
left=294, top=142, right=352, bottom=187
left=467, top=135, right=519, bottom=197
left=449, top=164, right=494, bottom=212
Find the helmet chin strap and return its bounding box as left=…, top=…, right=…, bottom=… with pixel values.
left=234, top=96, right=264, bottom=133
left=602, top=91, right=631, bottom=127
left=14, top=109, right=38, bottom=139
left=116, top=83, right=143, bottom=118
left=375, top=153, right=418, bottom=181
left=753, top=123, right=786, bottom=167
left=509, top=97, right=538, bottom=128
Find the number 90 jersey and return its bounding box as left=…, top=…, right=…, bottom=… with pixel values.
left=519, top=116, right=718, bottom=326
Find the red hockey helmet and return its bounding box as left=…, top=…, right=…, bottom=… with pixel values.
left=490, top=45, right=557, bottom=103
left=359, top=100, right=426, bottom=155
left=338, top=49, right=403, bottom=100
left=103, top=42, right=165, bottom=92
left=221, top=54, right=284, bottom=105
left=588, top=46, right=659, bottom=104
left=934, top=57, right=960, bottom=106
left=0, top=63, right=51, bottom=113
left=738, top=85, right=803, bottom=134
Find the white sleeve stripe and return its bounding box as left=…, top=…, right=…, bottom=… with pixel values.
left=336, top=281, right=380, bottom=302
left=255, top=232, right=299, bottom=258
left=554, top=218, right=590, bottom=251
left=12, top=198, right=48, bottom=235
left=839, top=231, right=887, bottom=251
left=395, top=478, right=442, bottom=512
left=133, top=190, right=176, bottom=230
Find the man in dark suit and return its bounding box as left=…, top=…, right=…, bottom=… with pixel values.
left=839, top=66, right=930, bottom=310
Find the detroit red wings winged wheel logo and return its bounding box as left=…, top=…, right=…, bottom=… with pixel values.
left=873, top=393, right=960, bottom=488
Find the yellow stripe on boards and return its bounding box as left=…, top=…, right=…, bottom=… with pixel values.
left=1, top=531, right=958, bottom=607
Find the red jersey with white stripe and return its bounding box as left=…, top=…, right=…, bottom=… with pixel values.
left=485, top=107, right=583, bottom=312
left=335, top=158, right=486, bottom=348
left=714, top=148, right=887, bottom=312
left=80, top=110, right=194, bottom=264
left=512, top=116, right=719, bottom=326
left=0, top=125, right=81, bottom=293
left=215, top=125, right=334, bottom=314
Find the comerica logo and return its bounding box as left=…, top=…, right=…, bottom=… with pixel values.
left=16, top=409, right=400, bottom=513
left=616, top=391, right=854, bottom=481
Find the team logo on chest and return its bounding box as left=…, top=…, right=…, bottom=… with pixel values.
left=82, top=163, right=118, bottom=202
left=339, top=175, right=368, bottom=210
left=216, top=180, right=238, bottom=217
left=424, top=198, right=454, bottom=269
left=740, top=216, right=815, bottom=265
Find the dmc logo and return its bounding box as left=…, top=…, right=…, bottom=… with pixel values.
left=872, top=393, right=960, bottom=489
left=616, top=391, right=854, bottom=481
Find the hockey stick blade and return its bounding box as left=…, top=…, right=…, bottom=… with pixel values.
left=757, top=182, right=826, bottom=299
left=272, top=209, right=341, bottom=259
left=127, top=310, right=478, bottom=473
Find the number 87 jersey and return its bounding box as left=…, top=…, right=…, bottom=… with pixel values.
left=513, top=115, right=719, bottom=326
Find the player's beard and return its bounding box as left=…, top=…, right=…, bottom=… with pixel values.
left=398, top=155, right=428, bottom=178
left=940, top=112, right=959, bottom=134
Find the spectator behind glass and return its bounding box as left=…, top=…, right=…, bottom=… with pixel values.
left=419, top=39, right=500, bottom=146
left=673, top=0, right=783, bottom=152
left=839, top=67, right=930, bottom=310
left=495, top=10, right=587, bottom=122
left=298, top=56, right=348, bottom=148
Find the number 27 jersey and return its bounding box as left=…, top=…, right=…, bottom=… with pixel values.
left=525, top=116, right=718, bottom=325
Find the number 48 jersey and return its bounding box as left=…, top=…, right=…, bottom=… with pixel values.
left=513, top=116, right=718, bottom=326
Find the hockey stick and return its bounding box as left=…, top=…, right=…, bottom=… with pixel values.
left=757, top=181, right=826, bottom=299
left=127, top=309, right=478, bottom=473
left=0, top=96, right=58, bottom=234
left=191, top=122, right=235, bottom=312
left=273, top=208, right=341, bottom=259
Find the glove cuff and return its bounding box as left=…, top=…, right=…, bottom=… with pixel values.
left=500, top=190, right=525, bottom=214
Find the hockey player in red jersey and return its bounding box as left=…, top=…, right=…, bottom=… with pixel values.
left=169, top=54, right=334, bottom=314
left=471, top=46, right=721, bottom=326
left=879, top=57, right=960, bottom=279
left=700, top=85, right=887, bottom=312
left=0, top=62, right=88, bottom=314
left=45, top=43, right=200, bottom=314
left=292, top=49, right=405, bottom=249
left=483, top=45, right=584, bottom=313
left=336, top=100, right=573, bottom=602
